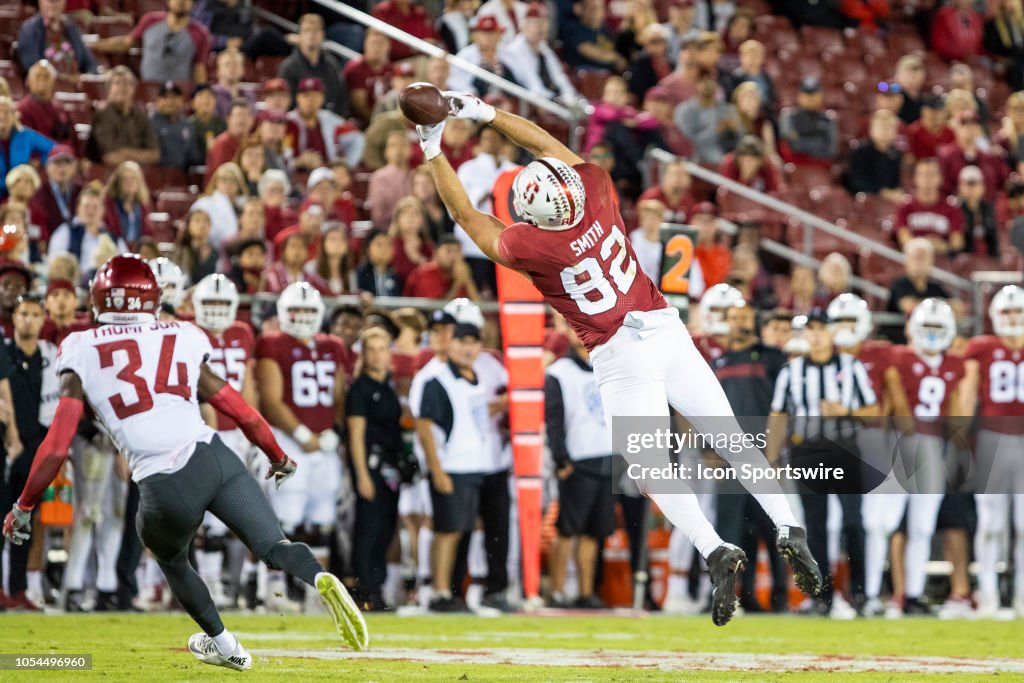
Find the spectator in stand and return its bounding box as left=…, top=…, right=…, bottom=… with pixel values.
left=438, top=0, right=477, bottom=53
left=357, top=230, right=402, bottom=297
left=885, top=238, right=955, bottom=341
left=404, top=235, right=479, bottom=300
left=719, top=8, right=756, bottom=74
left=258, top=169, right=294, bottom=242
left=779, top=77, right=839, bottom=166
left=984, top=0, right=1024, bottom=91
left=235, top=137, right=266, bottom=196
left=187, top=84, right=225, bottom=166
left=368, top=131, right=415, bottom=228
left=211, top=48, right=255, bottom=119
left=48, top=182, right=126, bottom=268
left=939, top=111, right=1008, bottom=200
left=344, top=30, right=392, bottom=128
left=413, top=164, right=456, bottom=242
left=17, top=61, right=74, bottom=151
left=477, top=0, right=530, bottom=45
left=0, top=204, right=31, bottom=265
left=92, top=0, right=211, bottom=83
left=306, top=166, right=355, bottom=227
left=719, top=135, right=783, bottom=193
left=372, top=63, right=419, bottom=119
left=448, top=16, right=520, bottom=97
left=658, top=51, right=700, bottom=106
left=782, top=266, right=828, bottom=315
left=372, top=0, right=441, bottom=61
left=286, top=77, right=365, bottom=172
left=254, top=110, right=288, bottom=171
left=676, top=72, right=740, bottom=166
left=259, top=78, right=292, bottom=115
left=150, top=81, right=192, bottom=170
left=0, top=98, right=54, bottom=201
left=225, top=237, right=266, bottom=295
left=584, top=76, right=662, bottom=182
left=173, top=209, right=218, bottom=284
left=847, top=109, right=904, bottom=201
left=642, top=86, right=693, bottom=157
left=562, top=0, right=628, bottom=72
left=30, top=145, right=79, bottom=246
left=103, top=161, right=150, bottom=247
left=16, top=0, right=97, bottom=79
left=4, top=166, right=42, bottom=214
left=817, top=252, right=852, bottom=297
left=638, top=159, right=696, bottom=222
left=364, top=109, right=416, bottom=173
left=692, top=31, right=724, bottom=85
left=204, top=98, right=252, bottom=184
left=697, top=0, right=735, bottom=30
left=729, top=243, right=776, bottom=309
left=261, top=231, right=314, bottom=293
left=87, top=67, right=159, bottom=167
left=235, top=197, right=265, bottom=243
left=733, top=81, right=778, bottom=163
left=894, top=55, right=927, bottom=124
left=437, top=118, right=476, bottom=172
left=893, top=157, right=964, bottom=253
left=191, top=161, right=246, bottom=248
left=957, top=165, right=999, bottom=256
left=629, top=199, right=667, bottom=281
left=615, top=0, right=660, bottom=64
left=866, top=82, right=905, bottom=136
left=502, top=3, right=580, bottom=105
left=840, top=0, right=890, bottom=33
left=193, top=0, right=255, bottom=52
left=692, top=202, right=732, bottom=288
left=999, top=92, right=1024, bottom=166
left=627, top=23, right=673, bottom=103
left=389, top=196, right=435, bottom=283
left=726, top=40, right=774, bottom=109
left=931, top=0, right=984, bottom=62
left=905, top=94, right=954, bottom=162
left=949, top=64, right=991, bottom=124
left=278, top=14, right=349, bottom=118
left=663, top=0, right=700, bottom=62
left=308, top=225, right=353, bottom=295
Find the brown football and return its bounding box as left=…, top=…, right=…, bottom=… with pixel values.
left=399, top=82, right=449, bottom=126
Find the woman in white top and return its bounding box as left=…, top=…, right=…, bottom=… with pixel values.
left=190, top=162, right=248, bottom=249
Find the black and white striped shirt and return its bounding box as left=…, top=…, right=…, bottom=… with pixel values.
left=771, top=353, right=877, bottom=440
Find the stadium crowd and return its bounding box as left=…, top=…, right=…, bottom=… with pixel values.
left=0, top=0, right=1023, bottom=621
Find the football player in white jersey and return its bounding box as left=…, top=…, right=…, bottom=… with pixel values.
left=3, top=255, right=367, bottom=669
left=148, top=257, right=188, bottom=316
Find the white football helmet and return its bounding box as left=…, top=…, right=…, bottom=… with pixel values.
left=784, top=314, right=810, bottom=354
left=147, top=257, right=187, bottom=308
left=443, top=297, right=485, bottom=329
left=192, top=274, right=239, bottom=333
left=827, top=293, right=872, bottom=349
left=699, top=283, right=744, bottom=336
left=512, top=157, right=587, bottom=230
left=908, top=298, right=956, bottom=353
left=278, top=282, right=324, bottom=340
left=990, top=284, right=1024, bottom=337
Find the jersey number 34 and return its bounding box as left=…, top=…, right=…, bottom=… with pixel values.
left=97, top=336, right=190, bottom=419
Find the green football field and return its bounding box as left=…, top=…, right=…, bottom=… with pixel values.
left=1, top=611, right=1023, bottom=681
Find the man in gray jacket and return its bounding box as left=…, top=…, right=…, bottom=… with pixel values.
left=674, top=73, right=739, bottom=165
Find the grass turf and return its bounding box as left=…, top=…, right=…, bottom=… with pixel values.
left=0, top=612, right=1022, bottom=681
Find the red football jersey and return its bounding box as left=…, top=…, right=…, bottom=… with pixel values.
left=856, top=339, right=892, bottom=403
left=892, top=346, right=965, bottom=436
left=255, top=332, right=346, bottom=433
left=392, top=350, right=419, bottom=381
left=692, top=333, right=726, bottom=363
left=965, top=335, right=1024, bottom=433
left=41, top=317, right=92, bottom=346
left=203, top=322, right=256, bottom=431
left=497, top=163, right=667, bottom=351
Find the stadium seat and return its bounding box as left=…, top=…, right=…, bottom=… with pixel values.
left=147, top=211, right=175, bottom=243
left=142, top=166, right=190, bottom=194
left=91, top=16, right=134, bottom=39
left=572, top=69, right=613, bottom=102
left=799, top=26, right=845, bottom=56
left=156, top=191, right=196, bottom=221
left=786, top=164, right=834, bottom=193
left=254, top=56, right=286, bottom=82
left=78, top=73, right=109, bottom=105
left=888, top=30, right=926, bottom=56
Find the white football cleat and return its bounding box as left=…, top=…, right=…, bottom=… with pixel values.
left=316, top=572, right=369, bottom=651
left=829, top=594, right=858, bottom=620
left=937, top=596, right=974, bottom=620
left=188, top=633, right=252, bottom=671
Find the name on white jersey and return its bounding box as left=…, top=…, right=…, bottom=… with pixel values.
left=88, top=321, right=186, bottom=338
left=570, top=221, right=605, bottom=257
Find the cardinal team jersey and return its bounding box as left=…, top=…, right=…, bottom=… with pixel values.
left=255, top=332, right=345, bottom=433
left=56, top=321, right=216, bottom=482
left=965, top=335, right=1024, bottom=434
left=203, top=322, right=256, bottom=431
left=857, top=339, right=892, bottom=412
left=692, top=333, right=726, bottom=363
left=497, top=163, right=667, bottom=351
left=892, top=346, right=965, bottom=436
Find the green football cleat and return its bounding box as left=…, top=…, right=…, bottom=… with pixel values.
left=316, top=572, right=369, bottom=651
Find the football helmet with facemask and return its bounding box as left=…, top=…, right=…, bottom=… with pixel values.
left=147, top=257, right=188, bottom=308
left=827, top=293, right=872, bottom=349
left=908, top=298, right=956, bottom=353
left=512, top=158, right=587, bottom=231
left=192, top=274, right=239, bottom=333
left=91, top=254, right=160, bottom=325
left=699, top=283, right=744, bottom=336
left=277, top=282, right=324, bottom=340
left=990, top=284, right=1024, bottom=338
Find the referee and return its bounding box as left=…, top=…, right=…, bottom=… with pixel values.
left=348, top=327, right=403, bottom=612
left=767, top=308, right=878, bottom=617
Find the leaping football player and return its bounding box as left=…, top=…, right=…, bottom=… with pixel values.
left=2, top=255, right=368, bottom=669
left=417, top=93, right=822, bottom=625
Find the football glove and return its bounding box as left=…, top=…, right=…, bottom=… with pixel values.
left=266, top=456, right=297, bottom=490
left=445, top=91, right=496, bottom=124
left=3, top=504, right=31, bottom=546
left=416, top=122, right=446, bottom=161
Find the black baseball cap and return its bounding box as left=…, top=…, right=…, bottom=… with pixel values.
left=452, top=322, right=481, bottom=339
left=429, top=310, right=457, bottom=328
left=805, top=307, right=830, bottom=325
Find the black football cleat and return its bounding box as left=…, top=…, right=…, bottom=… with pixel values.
left=707, top=543, right=746, bottom=627
left=777, top=526, right=823, bottom=597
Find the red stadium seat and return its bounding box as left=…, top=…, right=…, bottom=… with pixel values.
left=142, top=166, right=190, bottom=194
left=156, top=191, right=196, bottom=221
left=888, top=30, right=926, bottom=56
left=254, top=56, right=286, bottom=82
left=800, top=26, right=845, bottom=56
left=91, top=16, right=134, bottom=39
left=572, top=69, right=613, bottom=102
left=786, top=164, right=834, bottom=193
left=78, top=73, right=108, bottom=104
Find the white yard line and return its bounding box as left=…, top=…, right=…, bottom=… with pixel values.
left=249, top=647, right=1024, bottom=675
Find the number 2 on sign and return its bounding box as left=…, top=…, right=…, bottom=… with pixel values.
left=660, top=234, right=694, bottom=295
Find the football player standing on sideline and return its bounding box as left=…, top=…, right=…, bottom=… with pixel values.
left=3, top=255, right=366, bottom=669
left=418, top=92, right=821, bottom=626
